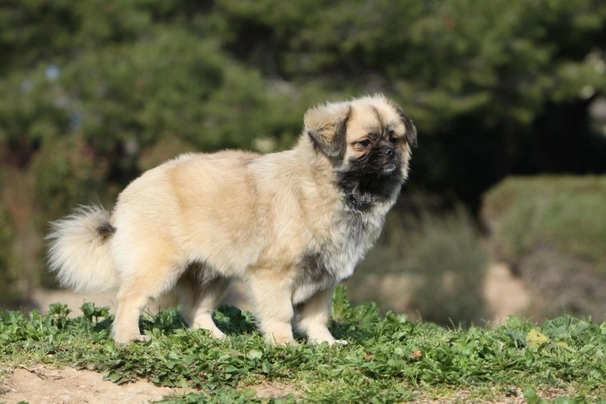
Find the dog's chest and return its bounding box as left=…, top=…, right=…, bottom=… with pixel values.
left=293, top=210, right=385, bottom=304
left=329, top=212, right=384, bottom=277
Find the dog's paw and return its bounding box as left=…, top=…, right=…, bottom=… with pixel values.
left=113, top=333, right=150, bottom=344
left=268, top=336, right=299, bottom=346
left=209, top=328, right=226, bottom=339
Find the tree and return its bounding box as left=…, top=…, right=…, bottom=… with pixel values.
left=0, top=0, right=605, bottom=305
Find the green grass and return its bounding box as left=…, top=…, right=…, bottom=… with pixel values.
left=1, top=287, right=605, bottom=403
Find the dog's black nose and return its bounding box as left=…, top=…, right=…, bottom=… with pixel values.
left=384, top=147, right=395, bottom=158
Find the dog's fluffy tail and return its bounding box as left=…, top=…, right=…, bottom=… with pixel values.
left=46, top=205, right=120, bottom=293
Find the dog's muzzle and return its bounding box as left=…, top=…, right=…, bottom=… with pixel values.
left=378, top=146, right=398, bottom=173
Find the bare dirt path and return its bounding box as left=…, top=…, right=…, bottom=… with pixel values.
left=1, top=365, right=297, bottom=404
left=484, top=262, right=530, bottom=323
left=1, top=365, right=178, bottom=404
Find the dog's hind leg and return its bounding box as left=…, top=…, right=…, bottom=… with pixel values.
left=178, top=265, right=230, bottom=339
left=112, top=255, right=183, bottom=343
left=113, top=290, right=152, bottom=343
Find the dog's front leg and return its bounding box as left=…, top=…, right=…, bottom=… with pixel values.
left=247, top=271, right=297, bottom=345
left=294, top=286, right=342, bottom=345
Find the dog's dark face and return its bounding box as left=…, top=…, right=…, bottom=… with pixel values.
left=305, top=95, right=417, bottom=211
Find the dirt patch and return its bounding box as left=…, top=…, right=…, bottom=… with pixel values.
left=246, top=380, right=299, bottom=399
left=0, top=366, right=299, bottom=404
left=484, top=262, right=530, bottom=323
left=1, top=365, right=177, bottom=404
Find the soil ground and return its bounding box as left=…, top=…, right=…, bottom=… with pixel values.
left=1, top=365, right=298, bottom=404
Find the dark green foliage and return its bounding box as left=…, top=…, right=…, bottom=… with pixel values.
left=0, top=204, right=19, bottom=307
left=212, top=0, right=606, bottom=134
left=1, top=0, right=606, bottom=312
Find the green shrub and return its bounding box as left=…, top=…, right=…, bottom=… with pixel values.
left=482, top=176, right=606, bottom=320
left=29, top=136, right=109, bottom=221
left=404, top=208, right=489, bottom=326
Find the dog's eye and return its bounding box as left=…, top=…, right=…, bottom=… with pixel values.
left=387, top=130, right=397, bottom=144
left=358, top=139, right=371, bottom=148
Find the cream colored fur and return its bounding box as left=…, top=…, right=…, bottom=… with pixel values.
left=47, top=205, right=120, bottom=292
left=47, top=94, right=415, bottom=344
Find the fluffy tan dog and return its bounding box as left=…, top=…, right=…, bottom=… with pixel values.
left=47, top=94, right=417, bottom=344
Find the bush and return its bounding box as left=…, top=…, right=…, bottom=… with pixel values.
left=0, top=202, right=20, bottom=307
left=405, top=208, right=489, bottom=326
left=482, top=176, right=606, bottom=320
left=351, top=205, right=489, bottom=326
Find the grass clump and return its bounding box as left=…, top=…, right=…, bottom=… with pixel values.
left=1, top=287, right=605, bottom=403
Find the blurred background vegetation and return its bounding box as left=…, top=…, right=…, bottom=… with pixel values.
left=1, top=0, right=606, bottom=325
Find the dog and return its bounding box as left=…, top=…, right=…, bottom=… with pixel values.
left=47, top=94, right=417, bottom=344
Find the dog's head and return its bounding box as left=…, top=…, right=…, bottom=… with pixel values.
left=304, top=94, right=417, bottom=209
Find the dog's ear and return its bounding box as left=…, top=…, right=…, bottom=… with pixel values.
left=304, top=103, right=351, bottom=158
left=391, top=102, right=417, bottom=147
left=393, top=104, right=418, bottom=147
